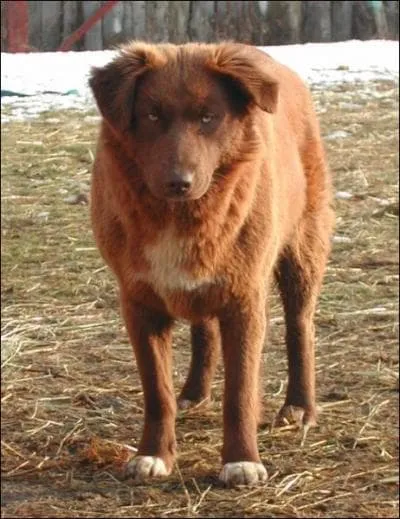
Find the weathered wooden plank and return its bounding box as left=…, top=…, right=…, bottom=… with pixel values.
left=266, top=1, right=302, bottom=45
left=130, top=1, right=147, bottom=40
left=371, top=0, right=389, bottom=38
left=287, top=1, right=302, bottom=43
left=331, top=1, right=353, bottom=42
left=238, top=1, right=255, bottom=44
left=302, top=0, right=331, bottom=43
left=189, top=1, right=215, bottom=42
left=168, top=0, right=190, bottom=43
left=352, top=1, right=374, bottom=39
left=122, top=1, right=134, bottom=42
left=41, top=0, right=62, bottom=51
left=102, top=0, right=124, bottom=48
left=248, top=1, right=268, bottom=44
left=62, top=1, right=80, bottom=50
left=28, top=1, right=42, bottom=51
left=215, top=1, right=239, bottom=42
left=14, top=0, right=397, bottom=53
left=384, top=0, right=399, bottom=39
left=146, top=1, right=169, bottom=43
left=82, top=1, right=103, bottom=50
left=257, top=0, right=269, bottom=18
left=352, top=0, right=388, bottom=39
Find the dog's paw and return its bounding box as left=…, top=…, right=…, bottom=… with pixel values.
left=275, top=404, right=317, bottom=427
left=177, top=398, right=197, bottom=410
left=177, top=396, right=210, bottom=410
left=125, top=456, right=170, bottom=482
left=219, top=462, right=267, bottom=487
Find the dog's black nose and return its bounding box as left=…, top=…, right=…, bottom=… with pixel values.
left=166, top=171, right=193, bottom=196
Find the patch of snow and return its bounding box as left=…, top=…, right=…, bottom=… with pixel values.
left=338, top=102, right=364, bottom=110
left=325, top=130, right=351, bottom=140
left=1, top=40, right=398, bottom=121
left=332, top=235, right=352, bottom=244
left=335, top=191, right=354, bottom=200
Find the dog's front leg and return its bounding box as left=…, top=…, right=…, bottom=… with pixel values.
left=120, top=293, right=176, bottom=482
left=218, top=293, right=268, bottom=487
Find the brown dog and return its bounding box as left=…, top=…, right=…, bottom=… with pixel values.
left=89, top=41, right=333, bottom=487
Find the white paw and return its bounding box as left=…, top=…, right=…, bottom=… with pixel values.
left=177, top=397, right=209, bottom=410
left=125, top=456, right=170, bottom=482
left=177, top=398, right=195, bottom=410
left=219, top=462, right=267, bottom=487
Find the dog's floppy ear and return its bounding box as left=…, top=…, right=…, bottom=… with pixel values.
left=208, top=43, right=279, bottom=114
left=89, top=42, right=166, bottom=134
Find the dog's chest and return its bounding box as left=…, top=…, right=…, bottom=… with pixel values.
left=140, top=227, right=214, bottom=295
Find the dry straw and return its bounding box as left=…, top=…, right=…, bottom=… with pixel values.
left=1, top=80, right=398, bottom=517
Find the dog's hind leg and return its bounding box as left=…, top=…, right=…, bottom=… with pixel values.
left=177, top=317, right=220, bottom=409
left=274, top=210, right=332, bottom=428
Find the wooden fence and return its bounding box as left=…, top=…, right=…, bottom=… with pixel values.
left=1, top=1, right=399, bottom=52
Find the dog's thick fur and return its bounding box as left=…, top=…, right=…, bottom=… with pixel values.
left=89, top=41, right=334, bottom=487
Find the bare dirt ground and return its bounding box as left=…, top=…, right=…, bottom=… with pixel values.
left=1, top=79, right=399, bottom=518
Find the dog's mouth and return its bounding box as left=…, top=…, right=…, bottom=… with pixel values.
left=165, top=182, right=193, bottom=200
left=151, top=180, right=211, bottom=202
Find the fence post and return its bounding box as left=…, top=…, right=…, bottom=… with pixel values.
left=302, top=1, right=332, bottom=42
left=5, top=0, right=29, bottom=52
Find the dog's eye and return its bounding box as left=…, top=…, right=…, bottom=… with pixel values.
left=148, top=113, right=159, bottom=122
left=201, top=114, right=213, bottom=124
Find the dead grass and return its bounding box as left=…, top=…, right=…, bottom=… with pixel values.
left=1, top=80, right=398, bottom=518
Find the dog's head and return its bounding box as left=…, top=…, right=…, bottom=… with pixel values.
left=90, top=42, right=279, bottom=201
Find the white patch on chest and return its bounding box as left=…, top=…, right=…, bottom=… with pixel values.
left=140, top=227, right=214, bottom=294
